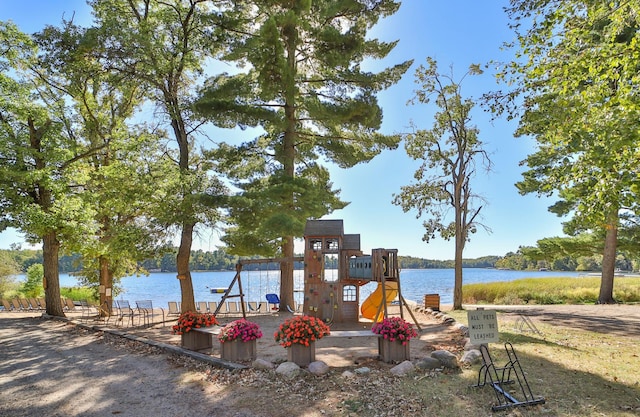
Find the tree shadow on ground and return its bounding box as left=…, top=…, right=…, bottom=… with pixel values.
left=499, top=309, right=640, bottom=337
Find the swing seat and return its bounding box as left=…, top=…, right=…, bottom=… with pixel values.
left=266, top=293, right=280, bottom=311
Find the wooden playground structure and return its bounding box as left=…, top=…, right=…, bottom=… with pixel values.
left=215, top=219, right=420, bottom=328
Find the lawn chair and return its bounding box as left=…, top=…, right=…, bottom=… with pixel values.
left=28, top=298, right=42, bottom=310
left=1, top=299, right=13, bottom=312
left=197, top=301, right=208, bottom=313
left=114, top=300, right=135, bottom=327
left=19, top=298, right=32, bottom=310
left=215, top=301, right=229, bottom=316
left=63, top=298, right=77, bottom=312
left=135, top=300, right=164, bottom=327
left=167, top=301, right=181, bottom=317
left=266, top=293, right=280, bottom=312
left=11, top=298, right=23, bottom=311
left=79, top=300, right=94, bottom=320
left=286, top=301, right=302, bottom=314
left=207, top=301, right=218, bottom=315
left=37, top=297, right=46, bottom=310
left=228, top=301, right=240, bottom=316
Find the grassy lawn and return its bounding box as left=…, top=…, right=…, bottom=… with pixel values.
left=431, top=309, right=640, bottom=416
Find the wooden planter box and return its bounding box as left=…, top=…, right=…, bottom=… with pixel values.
left=181, top=330, right=212, bottom=351
left=287, top=341, right=316, bottom=367
left=220, top=339, right=257, bottom=362
left=378, top=337, right=410, bottom=363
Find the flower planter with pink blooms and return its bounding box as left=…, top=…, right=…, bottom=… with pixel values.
left=371, top=317, right=417, bottom=363
left=218, top=319, right=262, bottom=362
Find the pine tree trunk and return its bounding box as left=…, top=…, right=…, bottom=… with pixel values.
left=43, top=232, right=65, bottom=317
left=280, top=238, right=295, bottom=312
left=279, top=23, right=297, bottom=313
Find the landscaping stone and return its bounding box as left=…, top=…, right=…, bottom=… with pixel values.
left=431, top=349, right=459, bottom=369
left=275, top=361, right=301, bottom=378
left=341, top=370, right=355, bottom=378
left=390, top=360, right=415, bottom=376
left=252, top=358, right=274, bottom=369
left=464, top=339, right=482, bottom=351
left=455, top=323, right=469, bottom=336
left=308, top=361, right=329, bottom=375
left=461, top=349, right=482, bottom=365
left=415, top=357, right=442, bottom=370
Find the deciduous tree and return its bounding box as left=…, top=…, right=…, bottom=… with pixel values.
left=393, top=58, right=490, bottom=310
left=0, top=22, right=97, bottom=316
left=90, top=0, right=228, bottom=312
left=35, top=22, right=173, bottom=315
left=494, top=0, right=640, bottom=303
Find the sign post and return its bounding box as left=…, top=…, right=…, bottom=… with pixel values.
left=467, top=310, right=499, bottom=344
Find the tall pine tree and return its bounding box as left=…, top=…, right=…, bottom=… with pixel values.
left=195, top=0, right=412, bottom=310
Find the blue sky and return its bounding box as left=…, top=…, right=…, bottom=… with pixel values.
left=0, top=1, right=567, bottom=260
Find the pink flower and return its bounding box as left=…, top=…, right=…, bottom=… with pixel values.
left=218, top=319, right=262, bottom=343
left=371, top=317, right=417, bottom=343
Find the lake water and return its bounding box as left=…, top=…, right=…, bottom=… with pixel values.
left=58, top=268, right=582, bottom=309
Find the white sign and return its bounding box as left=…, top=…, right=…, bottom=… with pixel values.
left=467, top=310, right=499, bottom=344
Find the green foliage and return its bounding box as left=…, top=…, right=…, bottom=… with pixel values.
left=21, top=264, right=44, bottom=298
left=90, top=0, right=228, bottom=230
left=35, top=21, right=177, bottom=284
left=0, top=251, right=20, bottom=298
left=394, top=58, right=490, bottom=244
left=60, top=286, right=98, bottom=303
left=394, top=58, right=491, bottom=309
left=495, top=250, right=533, bottom=270
left=463, top=277, right=640, bottom=304
left=399, top=256, right=499, bottom=269
left=195, top=0, right=410, bottom=257
left=0, top=22, right=98, bottom=245
left=494, top=0, right=640, bottom=303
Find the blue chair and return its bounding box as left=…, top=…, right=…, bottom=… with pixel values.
left=265, top=293, right=280, bottom=311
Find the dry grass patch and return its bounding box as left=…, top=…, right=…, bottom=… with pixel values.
left=445, top=309, right=640, bottom=416
left=462, top=276, right=640, bottom=304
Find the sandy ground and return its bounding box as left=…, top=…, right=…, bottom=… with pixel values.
left=1, top=304, right=638, bottom=417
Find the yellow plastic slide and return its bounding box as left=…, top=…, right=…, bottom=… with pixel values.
left=360, top=281, right=398, bottom=322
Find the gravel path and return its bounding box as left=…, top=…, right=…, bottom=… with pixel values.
left=0, top=317, right=234, bottom=417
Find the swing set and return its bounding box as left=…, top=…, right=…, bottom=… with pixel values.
left=212, top=257, right=304, bottom=319
left=213, top=219, right=420, bottom=329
